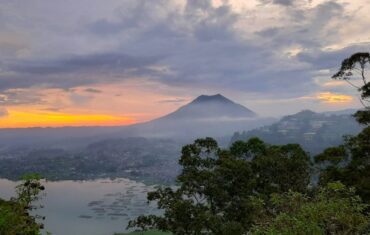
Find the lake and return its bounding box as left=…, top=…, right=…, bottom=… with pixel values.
left=0, top=178, right=160, bottom=235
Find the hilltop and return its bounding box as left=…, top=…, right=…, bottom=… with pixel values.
left=231, top=110, right=362, bottom=154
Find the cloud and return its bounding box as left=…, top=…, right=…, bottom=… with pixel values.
left=0, top=0, right=368, bottom=113
left=88, top=19, right=126, bottom=35
left=0, top=89, right=44, bottom=105
left=297, top=43, right=370, bottom=70
left=259, top=0, right=295, bottom=6
left=0, top=53, right=163, bottom=91
left=158, top=98, right=188, bottom=104
left=0, top=107, right=8, bottom=117
left=69, top=93, right=91, bottom=105
left=84, top=88, right=102, bottom=93
left=9, top=53, right=158, bottom=75
left=274, top=0, right=295, bottom=5
left=316, top=92, right=353, bottom=103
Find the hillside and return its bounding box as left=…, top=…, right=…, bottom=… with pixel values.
left=230, top=110, right=362, bottom=154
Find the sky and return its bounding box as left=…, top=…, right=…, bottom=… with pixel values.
left=0, top=0, right=369, bottom=128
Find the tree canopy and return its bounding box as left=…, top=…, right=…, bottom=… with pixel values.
left=332, top=52, right=370, bottom=124
left=0, top=174, right=46, bottom=235
left=316, top=52, right=370, bottom=203
left=251, top=182, right=369, bottom=235
left=129, top=138, right=312, bottom=235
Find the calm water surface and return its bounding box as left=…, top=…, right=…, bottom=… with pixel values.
left=0, top=178, right=159, bottom=235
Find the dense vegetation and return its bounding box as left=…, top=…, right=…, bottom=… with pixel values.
left=0, top=174, right=46, bottom=235
left=128, top=136, right=369, bottom=234
left=128, top=137, right=313, bottom=234
left=128, top=53, right=370, bottom=234
left=251, top=182, right=369, bottom=234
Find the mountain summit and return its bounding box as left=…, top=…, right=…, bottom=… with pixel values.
left=129, top=94, right=271, bottom=139
left=161, top=94, right=256, bottom=120
left=191, top=94, right=234, bottom=104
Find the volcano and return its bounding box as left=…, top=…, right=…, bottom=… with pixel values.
left=129, top=94, right=272, bottom=139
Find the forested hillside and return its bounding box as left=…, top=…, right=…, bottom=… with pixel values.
left=231, top=110, right=362, bottom=154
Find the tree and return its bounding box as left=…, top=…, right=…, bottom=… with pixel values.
left=315, top=128, right=370, bottom=202
left=251, top=143, right=311, bottom=196
left=0, top=174, right=46, bottom=235
left=316, top=52, right=370, bottom=203
left=129, top=137, right=311, bottom=234
left=15, top=173, right=46, bottom=212
left=332, top=52, right=370, bottom=124
left=250, top=182, right=370, bottom=235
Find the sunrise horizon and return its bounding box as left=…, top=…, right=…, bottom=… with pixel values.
left=1, top=0, right=368, bottom=128
left=0, top=92, right=359, bottom=128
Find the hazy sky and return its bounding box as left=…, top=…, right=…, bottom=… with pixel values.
left=0, top=0, right=369, bottom=127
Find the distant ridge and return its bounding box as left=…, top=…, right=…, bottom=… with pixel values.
left=230, top=109, right=362, bottom=154
left=322, top=109, right=357, bottom=116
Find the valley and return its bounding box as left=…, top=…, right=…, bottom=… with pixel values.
left=0, top=96, right=362, bottom=183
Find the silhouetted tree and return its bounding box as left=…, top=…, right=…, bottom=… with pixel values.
left=316, top=52, right=370, bottom=203
left=129, top=138, right=311, bottom=235
left=0, top=173, right=46, bottom=235
left=332, top=52, right=370, bottom=124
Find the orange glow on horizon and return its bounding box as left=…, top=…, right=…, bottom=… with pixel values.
left=0, top=81, right=192, bottom=128
left=0, top=110, right=136, bottom=128
left=317, top=92, right=353, bottom=104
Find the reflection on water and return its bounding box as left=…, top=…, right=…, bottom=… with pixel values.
left=0, top=178, right=159, bottom=235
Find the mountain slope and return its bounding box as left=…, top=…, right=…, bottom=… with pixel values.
left=0, top=94, right=271, bottom=149
left=230, top=110, right=362, bottom=154
left=159, top=94, right=256, bottom=120
left=129, top=94, right=272, bottom=139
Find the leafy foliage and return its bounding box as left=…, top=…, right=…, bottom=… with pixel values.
left=316, top=126, right=370, bottom=203
left=0, top=174, right=46, bottom=235
left=16, top=173, right=46, bottom=211
left=129, top=137, right=311, bottom=235
left=316, top=52, right=370, bottom=203
left=332, top=52, right=370, bottom=124
left=251, top=182, right=370, bottom=235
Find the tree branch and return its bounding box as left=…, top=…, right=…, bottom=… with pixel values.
left=345, top=79, right=361, bottom=89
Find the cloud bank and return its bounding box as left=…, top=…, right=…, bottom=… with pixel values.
left=0, top=0, right=369, bottom=119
